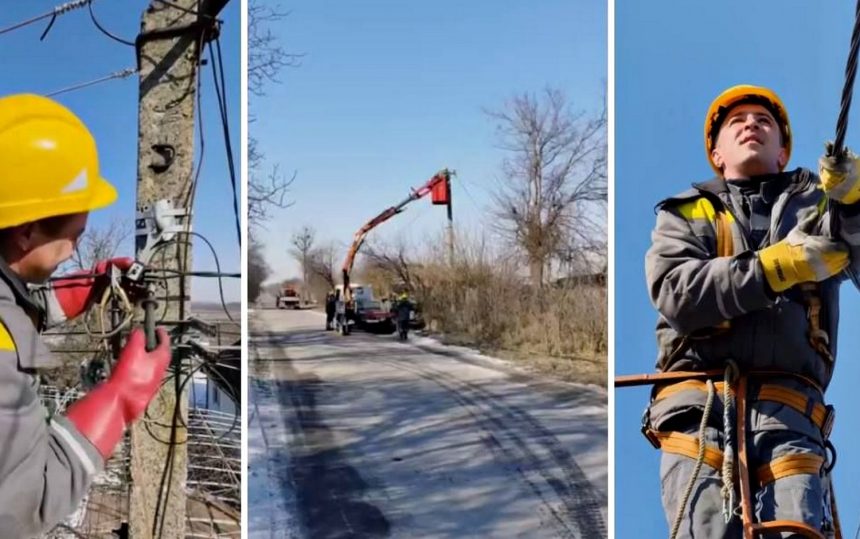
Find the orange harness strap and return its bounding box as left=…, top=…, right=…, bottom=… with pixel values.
left=651, top=380, right=833, bottom=436
left=642, top=373, right=841, bottom=539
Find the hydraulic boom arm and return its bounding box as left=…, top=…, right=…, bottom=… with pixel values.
left=341, top=169, right=452, bottom=301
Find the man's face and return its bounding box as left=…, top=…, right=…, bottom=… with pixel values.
left=16, top=213, right=88, bottom=283
left=711, top=103, right=787, bottom=178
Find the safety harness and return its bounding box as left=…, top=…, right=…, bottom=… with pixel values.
left=619, top=196, right=842, bottom=539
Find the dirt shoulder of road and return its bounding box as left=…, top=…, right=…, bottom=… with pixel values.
left=427, top=332, right=607, bottom=388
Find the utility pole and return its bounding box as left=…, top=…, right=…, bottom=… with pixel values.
left=130, top=1, right=227, bottom=537
left=446, top=174, right=454, bottom=266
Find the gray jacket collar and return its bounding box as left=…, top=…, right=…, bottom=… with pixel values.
left=0, top=256, right=46, bottom=330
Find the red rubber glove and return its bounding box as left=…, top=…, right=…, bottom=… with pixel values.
left=52, top=257, right=135, bottom=320
left=65, top=328, right=171, bottom=458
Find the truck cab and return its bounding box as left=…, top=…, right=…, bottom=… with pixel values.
left=276, top=285, right=301, bottom=309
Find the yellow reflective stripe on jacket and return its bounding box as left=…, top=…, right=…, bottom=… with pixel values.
left=675, top=197, right=735, bottom=257
left=715, top=210, right=734, bottom=257
left=653, top=380, right=828, bottom=431
left=653, top=431, right=724, bottom=470
left=0, top=322, right=14, bottom=352
left=756, top=454, right=824, bottom=486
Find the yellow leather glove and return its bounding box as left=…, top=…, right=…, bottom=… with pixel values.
left=819, top=143, right=860, bottom=204
left=759, top=208, right=849, bottom=292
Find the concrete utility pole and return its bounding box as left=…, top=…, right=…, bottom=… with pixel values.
left=131, top=1, right=227, bottom=537
left=446, top=175, right=454, bottom=266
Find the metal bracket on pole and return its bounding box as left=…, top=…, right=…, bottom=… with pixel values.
left=133, top=199, right=192, bottom=274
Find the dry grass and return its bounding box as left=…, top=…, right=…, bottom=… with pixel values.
left=406, top=252, right=607, bottom=387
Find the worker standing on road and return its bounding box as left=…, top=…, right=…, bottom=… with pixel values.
left=392, top=292, right=413, bottom=341
left=0, top=94, right=171, bottom=537
left=325, top=291, right=336, bottom=330
left=642, top=85, right=860, bottom=537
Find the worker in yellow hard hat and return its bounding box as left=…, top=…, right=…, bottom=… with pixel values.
left=638, top=84, right=858, bottom=536
left=0, top=94, right=171, bottom=536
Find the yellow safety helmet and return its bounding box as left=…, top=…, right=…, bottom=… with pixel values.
left=704, top=85, right=792, bottom=175
left=0, top=94, right=117, bottom=229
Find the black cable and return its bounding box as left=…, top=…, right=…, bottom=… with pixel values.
left=830, top=0, right=860, bottom=290
left=152, top=368, right=182, bottom=538
left=177, top=231, right=237, bottom=323
left=87, top=0, right=134, bottom=46
left=143, top=353, right=242, bottom=534
left=184, top=32, right=207, bottom=211
left=208, top=36, right=241, bottom=247
left=834, top=0, right=860, bottom=155
left=40, top=13, right=58, bottom=40
left=149, top=269, right=241, bottom=279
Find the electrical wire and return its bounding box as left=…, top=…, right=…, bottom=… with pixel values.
left=184, top=31, right=207, bottom=211
left=177, top=230, right=237, bottom=323
left=45, top=67, right=137, bottom=97
left=454, top=174, right=485, bottom=213
left=87, top=0, right=134, bottom=46
left=150, top=350, right=239, bottom=538
left=149, top=269, right=241, bottom=279
left=208, top=36, right=241, bottom=246
left=0, top=0, right=91, bottom=38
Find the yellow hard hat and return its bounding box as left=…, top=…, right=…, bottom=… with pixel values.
left=0, top=94, right=117, bottom=229
left=704, top=85, right=791, bottom=175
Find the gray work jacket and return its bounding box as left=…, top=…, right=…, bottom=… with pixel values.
left=0, top=258, right=103, bottom=538
left=645, top=168, right=860, bottom=437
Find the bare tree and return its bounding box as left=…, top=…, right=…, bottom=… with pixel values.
left=289, top=226, right=315, bottom=301
left=248, top=0, right=302, bottom=228
left=248, top=163, right=295, bottom=226
left=249, top=1, right=302, bottom=97
left=248, top=237, right=271, bottom=302
left=63, top=218, right=132, bottom=272
left=363, top=239, right=425, bottom=295
left=487, top=88, right=607, bottom=287
left=306, top=243, right=338, bottom=289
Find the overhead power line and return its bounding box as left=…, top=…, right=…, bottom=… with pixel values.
left=0, top=0, right=92, bottom=39
left=45, top=67, right=138, bottom=97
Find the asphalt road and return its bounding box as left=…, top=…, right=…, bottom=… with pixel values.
left=249, top=308, right=607, bottom=539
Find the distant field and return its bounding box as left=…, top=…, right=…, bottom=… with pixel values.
left=190, top=302, right=241, bottom=327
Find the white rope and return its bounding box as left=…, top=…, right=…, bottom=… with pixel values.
left=670, top=379, right=716, bottom=539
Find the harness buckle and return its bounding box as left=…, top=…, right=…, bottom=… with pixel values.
left=821, top=404, right=836, bottom=440
left=641, top=408, right=661, bottom=449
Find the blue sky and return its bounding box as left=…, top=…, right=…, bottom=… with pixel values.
left=0, top=1, right=240, bottom=302
left=252, top=0, right=606, bottom=282
left=616, top=1, right=860, bottom=535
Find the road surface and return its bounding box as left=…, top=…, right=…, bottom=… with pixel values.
left=249, top=308, right=607, bottom=539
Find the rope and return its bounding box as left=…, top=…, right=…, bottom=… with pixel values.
left=721, top=361, right=740, bottom=522
left=669, top=379, right=716, bottom=539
